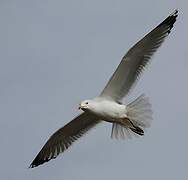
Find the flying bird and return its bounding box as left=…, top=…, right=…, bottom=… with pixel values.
left=30, top=10, right=178, bottom=168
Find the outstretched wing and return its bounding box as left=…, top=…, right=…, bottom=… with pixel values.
left=100, top=10, right=178, bottom=101
left=30, top=112, right=100, bottom=168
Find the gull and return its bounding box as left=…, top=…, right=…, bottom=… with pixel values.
left=30, top=10, right=178, bottom=168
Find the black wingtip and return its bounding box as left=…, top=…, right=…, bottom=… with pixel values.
left=29, top=164, right=34, bottom=169
left=29, top=157, right=39, bottom=168
left=170, top=9, right=178, bottom=17
left=29, top=155, right=47, bottom=168
left=29, top=157, right=51, bottom=168
left=169, top=9, right=178, bottom=24
left=157, top=9, right=178, bottom=34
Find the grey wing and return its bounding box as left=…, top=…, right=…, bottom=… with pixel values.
left=100, top=10, right=178, bottom=102
left=30, top=112, right=100, bottom=168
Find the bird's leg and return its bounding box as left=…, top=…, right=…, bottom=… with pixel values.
left=120, top=118, right=144, bottom=136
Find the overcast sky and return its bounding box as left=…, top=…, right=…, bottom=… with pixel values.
left=0, top=0, right=187, bottom=179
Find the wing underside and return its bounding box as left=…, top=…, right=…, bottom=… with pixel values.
left=30, top=112, right=100, bottom=168
left=100, top=10, right=178, bottom=101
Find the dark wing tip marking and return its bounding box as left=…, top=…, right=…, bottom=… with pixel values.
left=157, top=9, right=178, bottom=34
left=29, top=138, right=72, bottom=168
left=29, top=156, right=52, bottom=168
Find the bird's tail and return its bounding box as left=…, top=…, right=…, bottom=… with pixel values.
left=127, top=94, right=153, bottom=129
left=111, top=94, right=153, bottom=139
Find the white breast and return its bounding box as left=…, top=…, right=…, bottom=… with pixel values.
left=90, top=99, right=127, bottom=121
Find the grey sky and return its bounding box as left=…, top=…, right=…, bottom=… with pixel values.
left=0, top=0, right=187, bottom=179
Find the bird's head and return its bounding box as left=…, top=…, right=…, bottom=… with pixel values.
left=78, top=100, right=93, bottom=111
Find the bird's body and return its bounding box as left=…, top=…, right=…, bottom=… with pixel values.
left=81, top=98, right=127, bottom=122
left=30, top=10, right=178, bottom=168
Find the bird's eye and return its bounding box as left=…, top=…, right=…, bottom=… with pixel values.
left=85, top=102, right=88, bottom=104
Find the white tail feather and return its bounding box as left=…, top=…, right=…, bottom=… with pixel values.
left=127, top=94, right=153, bottom=128
left=111, top=94, right=152, bottom=140
left=111, top=123, right=139, bottom=139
